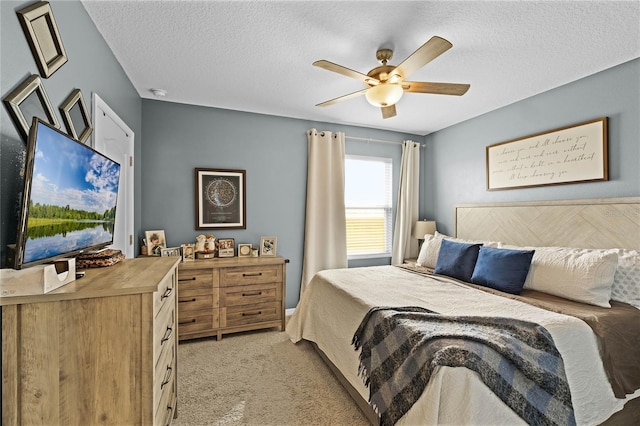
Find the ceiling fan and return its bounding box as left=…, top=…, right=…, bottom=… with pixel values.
left=313, top=36, right=470, bottom=119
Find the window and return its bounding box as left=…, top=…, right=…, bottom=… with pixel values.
left=345, top=155, right=392, bottom=258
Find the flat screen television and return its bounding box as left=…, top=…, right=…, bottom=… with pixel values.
left=14, top=118, right=121, bottom=269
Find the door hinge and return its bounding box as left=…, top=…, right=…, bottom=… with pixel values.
left=129, top=235, right=133, bottom=245
left=129, top=156, right=133, bottom=167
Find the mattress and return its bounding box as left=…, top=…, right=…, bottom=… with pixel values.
left=286, top=265, right=640, bottom=425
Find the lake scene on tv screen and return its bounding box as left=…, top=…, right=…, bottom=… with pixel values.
left=22, top=123, right=121, bottom=264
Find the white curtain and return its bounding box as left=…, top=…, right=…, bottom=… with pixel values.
left=300, top=129, right=348, bottom=296
left=391, top=141, right=421, bottom=265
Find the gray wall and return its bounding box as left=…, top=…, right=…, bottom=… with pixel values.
left=423, top=58, right=640, bottom=235
left=141, top=99, right=420, bottom=308
left=0, top=0, right=142, bottom=267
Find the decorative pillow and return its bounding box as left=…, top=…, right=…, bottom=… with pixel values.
left=434, top=239, right=482, bottom=282
left=470, top=246, right=535, bottom=294
left=610, top=249, right=640, bottom=309
left=416, top=234, right=434, bottom=267
left=417, top=231, right=499, bottom=269
left=501, top=245, right=619, bottom=308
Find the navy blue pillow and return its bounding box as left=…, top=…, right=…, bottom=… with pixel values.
left=470, top=246, right=535, bottom=294
left=434, top=239, right=482, bottom=282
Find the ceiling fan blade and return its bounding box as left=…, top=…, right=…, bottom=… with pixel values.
left=381, top=104, right=397, bottom=119
left=316, top=88, right=368, bottom=107
left=402, top=81, right=470, bottom=96
left=313, top=60, right=380, bottom=85
left=389, top=36, right=453, bottom=80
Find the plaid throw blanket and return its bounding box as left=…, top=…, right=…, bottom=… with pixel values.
left=352, top=306, right=576, bottom=426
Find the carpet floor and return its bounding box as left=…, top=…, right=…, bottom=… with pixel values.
left=174, top=329, right=370, bottom=426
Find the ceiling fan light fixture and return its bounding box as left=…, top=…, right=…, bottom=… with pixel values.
left=388, top=73, right=403, bottom=84
left=365, top=83, right=403, bottom=107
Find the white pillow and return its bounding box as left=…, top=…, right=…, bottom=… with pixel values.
left=416, top=234, right=434, bottom=267
left=610, top=249, right=640, bottom=309
left=416, top=231, right=499, bottom=269
left=502, top=245, right=618, bottom=308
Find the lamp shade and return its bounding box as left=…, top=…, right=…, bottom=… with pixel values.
left=365, top=83, right=403, bottom=107
left=413, top=220, right=437, bottom=239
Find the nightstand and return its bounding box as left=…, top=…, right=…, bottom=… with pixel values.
left=403, top=258, right=419, bottom=267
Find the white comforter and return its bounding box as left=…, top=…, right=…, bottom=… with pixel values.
left=286, top=266, right=640, bottom=425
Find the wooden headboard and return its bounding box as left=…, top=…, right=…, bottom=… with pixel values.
left=455, top=197, right=640, bottom=250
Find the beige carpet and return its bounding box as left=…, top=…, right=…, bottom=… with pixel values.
left=174, top=329, right=370, bottom=426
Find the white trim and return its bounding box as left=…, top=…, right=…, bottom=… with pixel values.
left=91, top=93, right=135, bottom=258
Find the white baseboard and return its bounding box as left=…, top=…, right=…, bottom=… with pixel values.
left=285, top=308, right=296, bottom=316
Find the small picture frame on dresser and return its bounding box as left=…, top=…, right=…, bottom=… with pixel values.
left=237, top=243, right=252, bottom=257
left=218, top=238, right=235, bottom=257
left=181, top=243, right=195, bottom=262
left=160, top=247, right=181, bottom=257
left=145, top=230, right=167, bottom=256
left=260, top=236, right=277, bottom=257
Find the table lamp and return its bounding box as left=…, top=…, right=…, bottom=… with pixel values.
left=413, top=220, right=437, bottom=250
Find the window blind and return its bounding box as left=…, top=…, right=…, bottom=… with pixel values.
left=345, top=155, right=392, bottom=258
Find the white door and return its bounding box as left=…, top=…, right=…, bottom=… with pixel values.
left=91, top=94, right=134, bottom=258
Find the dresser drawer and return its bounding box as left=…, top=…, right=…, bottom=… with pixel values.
left=156, top=375, right=176, bottom=426
left=178, top=287, right=218, bottom=311
left=154, top=272, right=176, bottom=318
left=154, top=305, right=175, bottom=365
left=221, top=301, right=281, bottom=327
left=220, top=282, right=279, bottom=307
left=179, top=309, right=219, bottom=335
left=220, top=265, right=281, bottom=286
left=178, top=268, right=216, bottom=290
left=154, top=343, right=175, bottom=423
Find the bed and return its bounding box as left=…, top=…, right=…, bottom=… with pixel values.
left=287, top=197, right=640, bottom=425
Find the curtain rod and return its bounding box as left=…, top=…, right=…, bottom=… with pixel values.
left=345, top=135, right=425, bottom=147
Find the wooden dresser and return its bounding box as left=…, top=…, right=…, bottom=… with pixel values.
left=0, top=256, right=180, bottom=426
left=177, top=256, right=286, bottom=340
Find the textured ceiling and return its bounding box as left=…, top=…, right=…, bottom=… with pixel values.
left=81, top=1, right=640, bottom=136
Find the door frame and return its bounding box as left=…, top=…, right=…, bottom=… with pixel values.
left=91, top=93, right=135, bottom=258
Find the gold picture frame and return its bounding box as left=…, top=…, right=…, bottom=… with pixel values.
left=60, top=89, right=93, bottom=143
left=3, top=74, right=59, bottom=141
left=486, top=117, right=608, bottom=190
left=17, top=1, right=68, bottom=78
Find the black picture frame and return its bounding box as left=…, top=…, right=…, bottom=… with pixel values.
left=17, top=1, right=68, bottom=78
left=217, top=238, right=236, bottom=257
left=3, top=74, right=60, bottom=141
left=60, top=89, right=93, bottom=143
left=195, top=168, right=246, bottom=229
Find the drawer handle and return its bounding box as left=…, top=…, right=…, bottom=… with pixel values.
left=178, top=277, right=196, bottom=282
left=165, top=405, right=174, bottom=426
left=242, top=291, right=262, bottom=297
left=242, top=311, right=262, bottom=317
left=160, top=287, right=173, bottom=300
left=161, top=366, right=173, bottom=389
left=242, top=272, right=262, bottom=277
left=178, top=298, right=197, bottom=303
left=179, top=319, right=197, bottom=325
left=161, top=326, right=173, bottom=344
